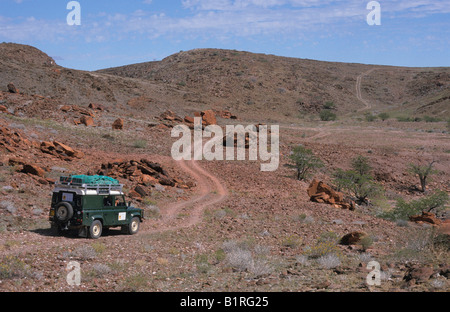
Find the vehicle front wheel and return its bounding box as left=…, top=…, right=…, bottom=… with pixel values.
left=127, top=217, right=140, bottom=235
left=89, top=220, right=103, bottom=239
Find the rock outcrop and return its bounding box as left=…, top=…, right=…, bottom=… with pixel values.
left=0, top=124, right=37, bottom=153
left=8, top=157, right=46, bottom=178
left=94, top=159, right=190, bottom=200
left=80, top=115, right=94, bottom=127
left=7, top=83, right=19, bottom=94
left=40, top=140, right=84, bottom=160
left=307, top=179, right=356, bottom=210
left=409, top=211, right=442, bottom=225
left=339, top=231, right=368, bottom=245
left=112, top=118, right=124, bottom=130
left=200, top=110, right=217, bottom=126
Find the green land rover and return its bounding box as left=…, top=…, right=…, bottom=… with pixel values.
left=49, top=175, right=144, bottom=239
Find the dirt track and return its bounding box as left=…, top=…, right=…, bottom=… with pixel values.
left=356, top=69, right=377, bottom=111
left=143, top=159, right=228, bottom=233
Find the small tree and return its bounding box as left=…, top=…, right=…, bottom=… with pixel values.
left=351, top=155, right=372, bottom=176
left=333, top=169, right=381, bottom=204
left=364, top=113, right=377, bottom=122
left=319, top=110, right=337, bottom=121
left=333, top=155, right=381, bottom=204
left=288, top=145, right=324, bottom=181
left=381, top=190, right=448, bottom=221
left=378, top=112, right=390, bottom=121
left=408, top=161, right=438, bottom=193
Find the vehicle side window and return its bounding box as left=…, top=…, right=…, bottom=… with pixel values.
left=103, top=196, right=113, bottom=207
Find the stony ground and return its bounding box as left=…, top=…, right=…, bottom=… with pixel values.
left=0, top=43, right=449, bottom=292
left=0, top=109, right=449, bottom=292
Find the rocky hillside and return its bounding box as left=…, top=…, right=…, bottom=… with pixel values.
left=1, top=43, right=448, bottom=125
left=99, top=48, right=450, bottom=119
left=0, top=43, right=164, bottom=116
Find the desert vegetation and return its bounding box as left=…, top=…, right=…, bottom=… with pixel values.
left=0, top=43, right=448, bottom=292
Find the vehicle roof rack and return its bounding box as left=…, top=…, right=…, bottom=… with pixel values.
left=56, top=176, right=123, bottom=195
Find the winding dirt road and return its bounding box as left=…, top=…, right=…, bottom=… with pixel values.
left=144, top=159, right=228, bottom=234
left=356, top=68, right=376, bottom=111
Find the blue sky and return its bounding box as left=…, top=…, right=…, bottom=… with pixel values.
left=1, top=0, right=449, bottom=70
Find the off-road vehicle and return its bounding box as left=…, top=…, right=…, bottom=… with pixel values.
left=49, top=175, right=144, bottom=239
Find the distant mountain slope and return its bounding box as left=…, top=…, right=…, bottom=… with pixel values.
left=0, top=43, right=448, bottom=122
left=99, top=48, right=450, bottom=118
left=0, top=43, right=157, bottom=111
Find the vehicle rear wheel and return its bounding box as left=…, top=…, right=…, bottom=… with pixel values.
left=89, top=220, right=103, bottom=239
left=55, top=202, right=73, bottom=222
left=128, top=217, right=140, bottom=235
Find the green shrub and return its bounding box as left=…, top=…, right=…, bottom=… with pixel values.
left=359, top=235, right=374, bottom=251
left=0, top=255, right=31, bottom=279
left=317, top=231, right=340, bottom=244
left=288, top=145, right=324, bottom=181
left=381, top=190, right=449, bottom=221
left=423, top=115, right=441, bottom=122
left=365, top=113, right=377, bottom=122
left=378, top=112, right=390, bottom=121
left=303, top=240, right=341, bottom=259
left=319, top=109, right=337, bottom=121
left=396, top=116, right=422, bottom=122
left=351, top=155, right=372, bottom=176
left=133, top=139, right=147, bottom=149
left=281, top=235, right=302, bottom=249
left=332, top=156, right=382, bottom=204
left=323, top=101, right=335, bottom=110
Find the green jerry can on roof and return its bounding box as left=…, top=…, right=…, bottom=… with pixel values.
left=60, top=175, right=120, bottom=185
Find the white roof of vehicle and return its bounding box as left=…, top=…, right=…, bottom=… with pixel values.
left=53, top=182, right=124, bottom=196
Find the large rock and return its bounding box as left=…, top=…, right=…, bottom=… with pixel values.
left=409, top=211, right=442, bottom=226
left=112, top=118, right=124, bottom=130
left=7, top=83, right=19, bottom=94
left=8, top=158, right=45, bottom=177
left=403, top=266, right=434, bottom=284
left=41, top=141, right=84, bottom=159
left=53, top=141, right=84, bottom=158
left=80, top=115, right=94, bottom=127
left=307, top=179, right=355, bottom=210
left=201, top=110, right=217, bottom=126
left=340, top=231, right=368, bottom=245
left=160, top=110, right=182, bottom=122
left=134, top=185, right=149, bottom=197
left=22, top=164, right=46, bottom=177
left=60, top=105, right=72, bottom=112
left=89, top=103, right=104, bottom=111
left=72, top=105, right=95, bottom=117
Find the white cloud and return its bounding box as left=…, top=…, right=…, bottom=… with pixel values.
left=0, top=0, right=449, bottom=44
